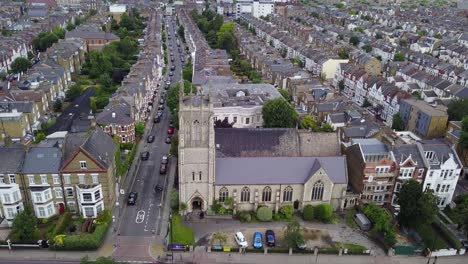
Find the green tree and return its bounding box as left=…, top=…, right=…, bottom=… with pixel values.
left=99, top=73, right=113, bottom=88
left=452, top=195, right=468, bottom=234
left=393, top=52, right=405, bottom=61
left=170, top=135, right=179, bottom=157
left=170, top=190, right=179, bottom=210
left=182, top=63, right=193, bottom=82
left=314, top=204, right=333, bottom=223
left=135, top=122, right=145, bottom=137
left=52, top=27, right=66, bottom=39
left=90, top=97, right=97, bottom=114
left=300, top=115, right=317, bottom=130
left=302, top=204, right=314, bottom=221
left=10, top=57, right=31, bottom=74
left=397, top=180, right=438, bottom=229
left=35, top=132, right=46, bottom=143
left=279, top=89, right=292, bottom=102
left=65, top=84, right=82, bottom=102
left=262, top=98, right=298, bottom=128
left=349, top=35, right=360, bottom=46
left=66, top=21, right=75, bottom=31
left=392, top=113, right=405, bottom=131
left=179, top=202, right=187, bottom=215
left=338, top=48, right=349, bottom=59
left=320, top=123, right=334, bottom=132
left=256, top=207, right=273, bottom=221
left=279, top=205, right=294, bottom=220
left=399, top=39, right=408, bottom=47
left=362, top=98, right=371, bottom=108
left=211, top=231, right=228, bottom=245
left=53, top=98, right=62, bottom=112
left=284, top=218, right=304, bottom=248
left=11, top=207, right=37, bottom=241
left=447, top=99, right=468, bottom=121
left=363, top=44, right=372, bottom=53
left=0, top=71, right=7, bottom=81
left=434, top=33, right=442, bottom=39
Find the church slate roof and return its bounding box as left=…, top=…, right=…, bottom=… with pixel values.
left=214, top=156, right=347, bottom=185
left=214, top=128, right=341, bottom=157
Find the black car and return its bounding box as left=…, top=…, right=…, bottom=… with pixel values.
left=141, top=151, right=150, bottom=161
left=265, top=230, right=275, bottom=247
left=147, top=135, right=155, bottom=143
left=171, top=65, right=175, bottom=70
left=127, top=192, right=138, bottom=205
left=165, top=136, right=171, bottom=144
left=154, top=115, right=161, bottom=123
left=158, top=104, right=164, bottom=110
left=169, top=71, right=173, bottom=76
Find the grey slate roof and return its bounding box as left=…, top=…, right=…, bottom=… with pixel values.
left=62, top=132, right=87, bottom=165
left=420, top=139, right=462, bottom=169
left=352, top=138, right=389, bottom=154
left=80, top=128, right=117, bottom=169
left=22, top=147, right=61, bottom=174
left=215, top=156, right=347, bottom=185
left=96, top=103, right=133, bottom=125
left=0, top=147, right=25, bottom=173
left=214, top=128, right=341, bottom=157
left=393, top=144, right=425, bottom=166
left=0, top=101, right=34, bottom=113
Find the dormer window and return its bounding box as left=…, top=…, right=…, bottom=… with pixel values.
left=425, top=151, right=434, bottom=160
left=80, top=161, right=87, bottom=170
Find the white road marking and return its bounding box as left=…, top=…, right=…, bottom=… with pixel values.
left=136, top=210, right=145, bottom=224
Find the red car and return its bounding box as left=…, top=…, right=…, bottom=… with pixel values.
left=167, top=127, right=174, bottom=135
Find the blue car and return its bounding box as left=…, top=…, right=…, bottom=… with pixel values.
left=253, top=232, right=263, bottom=249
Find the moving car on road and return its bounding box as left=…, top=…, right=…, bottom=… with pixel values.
left=127, top=192, right=138, bottom=205
left=161, top=155, right=168, bottom=164
left=253, top=232, right=263, bottom=249
left=165, top=136, right=171, bottom=144
left=235, top=232, right=248, bottom=248
left=141, top=151, right=150, bottom=161
left=147, top=135, right=155, bottom=143
left=167, top=126, right=174, bottom=135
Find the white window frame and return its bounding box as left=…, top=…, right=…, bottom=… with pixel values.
left=13, top=191, right=20, bottom=202
left=91, top=174, right=99, bottom=184
left=9, top=174, right=15, bottom=184
left=38, top=207, right=46, bottom=218
left=64, top=174, right=71, bottom=185
left=40, top=175, right=48, bottom=184
left=66, top=187, right=74, bottom=197
left=0, top=174, right=4, bottom=184
left=78, top=174, right=85, bottom=184
left=54, top=188, right=63, bottom=198
left=3, top=193, right=11, bottom=203
left=80, top=161, right=87, bottom=169
left=53, top=175, right=60, bottom=185
left=28, top=175, right=35, bottom=184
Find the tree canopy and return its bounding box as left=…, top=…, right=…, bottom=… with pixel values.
left=393, top=52, right=405, bottom=62
left=349, top=35, right=360, bottom=46
left=262, top=98, right=298, bottom=128
left=397, top=179, right=438, bottom=229
left=11, top=207, right=37, bottom=241
left=284, top=218, right=304, bottom=248
left=447, top=99, right=468, bottom=121
left=392, top=113, right=404, bottom=131
left=10, top=57, right=31, bottom=74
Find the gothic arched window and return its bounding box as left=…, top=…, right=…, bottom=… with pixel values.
left=311, top=181, right=324, bottom=201
left=262, top=186, right=272, bottom=202
left=219, top=187, right=228, bottom=202
left=241, top=187, right=250, bottom=202
left=283, top=186, right=293, bottom=202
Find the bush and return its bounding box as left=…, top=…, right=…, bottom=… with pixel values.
left=314, top=204, right=333, bottom=223
left=50, top=212, right=71, bottom=239
left=170, top=191, right=179, bottom=211
left=256, top=207, right=273, bottom=222
left=279, top=205, right=294, bottom=220
left=210, top=200, right=222, bottom=214
left=238, top=211, right=252, bottom=222
left=417, top=224, right=448, bottom=250
left=432, top=221, right=463, bottom=249
left=302, top=205, right=315, bottom=221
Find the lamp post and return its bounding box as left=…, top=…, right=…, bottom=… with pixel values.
left=169, top=212, right=173, bottom=260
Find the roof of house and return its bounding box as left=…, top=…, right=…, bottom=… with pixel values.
left=420, top=139, right=462, bottom=169
left=96, top=103, right=133, bottom=125
left=215, top=156, right=347, bottom=185
left=352, top=138, right=389, bottom=155
left=22, top=147, right=61, bottom=174
left=392, top=144, right=425, bottom=167
left=0, top=147, right=25, bottom=173
left=65, top=26, right=119, bottom=41
left=214, top=128, right=341, bottom=157
left=80, top=128, right=117, bottom=169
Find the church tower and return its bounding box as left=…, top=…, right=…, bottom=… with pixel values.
left=178, top=84, right=215, bottom=214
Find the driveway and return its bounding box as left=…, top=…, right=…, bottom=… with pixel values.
left=185, top=218, right=385, bottom=255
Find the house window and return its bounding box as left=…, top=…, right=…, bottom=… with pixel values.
left=80, top=161, right=87, bottom=169
left=55, top=188, right=63, bottom=198
left=28, top=175, right=35, bottom=184
left=436, top=184, right=441, bottom=192
left=35, top=193, right=42, bottom=202
left=240, top=187, right=250, bottom=202
left=3, top=193, right=11, bottom=203
left=262, top=186, right=272, bottom=202
left=395, top=183, right=402, bottom=192
left=66, top=188, right=74, bottom=197
left=92, top=174, right=99, bottom=184
left=425, top=183, right=431, bottom=190
left=13, top=191, right=20, bottom=201
left=311, top=181, right=324, bottom=200
left=283, top=186, right=293, bottom=202
left=7, top=208, right=15, bottom=218
left=47, top=204, right=54, bottom=216
left=199, top=171, right=202, bottom=181
left=219, top=187, right=228, bottom=202
left=41, top=175, right=48, bottom=184
left=233, top=116, right=237, bottom=123
left=9, top=175, right=15, bottom=184
left=68, top=202, right=76, bottom=212
left=79, top=174, right=85, bottom=184
left=192, top=172, right=195, bottom=181
left=38, top=207, right=46, bottom=218
left=0, top=175, right=4, bottom=184
left=53, top=175, right=60, bottom=185
left=96, top=204, right=103, bottom=214
left=94, top=190, right=101, bottom=200
left=246, top=118, right=250, bottom=125
left=84, top=207, right=94, bottom=217
left=44, top=189, right=51, bottom=200
left=64, top=175, right=71, bottom=185
left=418, top=169, right=424, bottom=176
left=83, top=193, right=92, bottom=202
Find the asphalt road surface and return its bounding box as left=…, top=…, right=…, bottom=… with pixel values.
left=112, top=14, right=184, bottom=262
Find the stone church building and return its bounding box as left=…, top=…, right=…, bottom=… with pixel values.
left=178, top=94, right=350, bottom=214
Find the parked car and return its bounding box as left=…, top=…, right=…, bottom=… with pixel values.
left=141, top=151, right=150, bottom=161
left=158, top=104, right=164, bottom=110
left=147, top=135, right=155, bottom=143
left=160, top=163, right=167, bottom=174
left=253, top=232, right=263, bottom=249
left=167, top=127, right=174, bottom=135
left=155, top=181, right=164, bottom=192
left=161, top=155, right=168, bottom=164
left=265, top=230, right=275, bottom=247
left=234, top=232, right=248, bottom=248
left=353, top=213, right=372, bottom=231
left=127, top=192, right=138, bottom=205
left=166, top=80, right=171, bottom=86
left=160, top=98, right=165, bottom=104
left=165, top=136, right=171, bottom=144
left=171, top=65, right=175, bottom=70
left=169, top=71, right=173, bottom=76
left=154, top=115, right=161, bottom=123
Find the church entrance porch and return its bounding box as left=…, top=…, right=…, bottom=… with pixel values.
left=191, top=197, right=204, bottom=211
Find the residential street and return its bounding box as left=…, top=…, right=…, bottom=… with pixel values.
left=111, top=14, right=184, bottom=263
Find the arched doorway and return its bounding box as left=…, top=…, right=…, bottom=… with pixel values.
left=191, top=197, right=203, bottom=211
left=293, top=200, right=300, bottom=210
